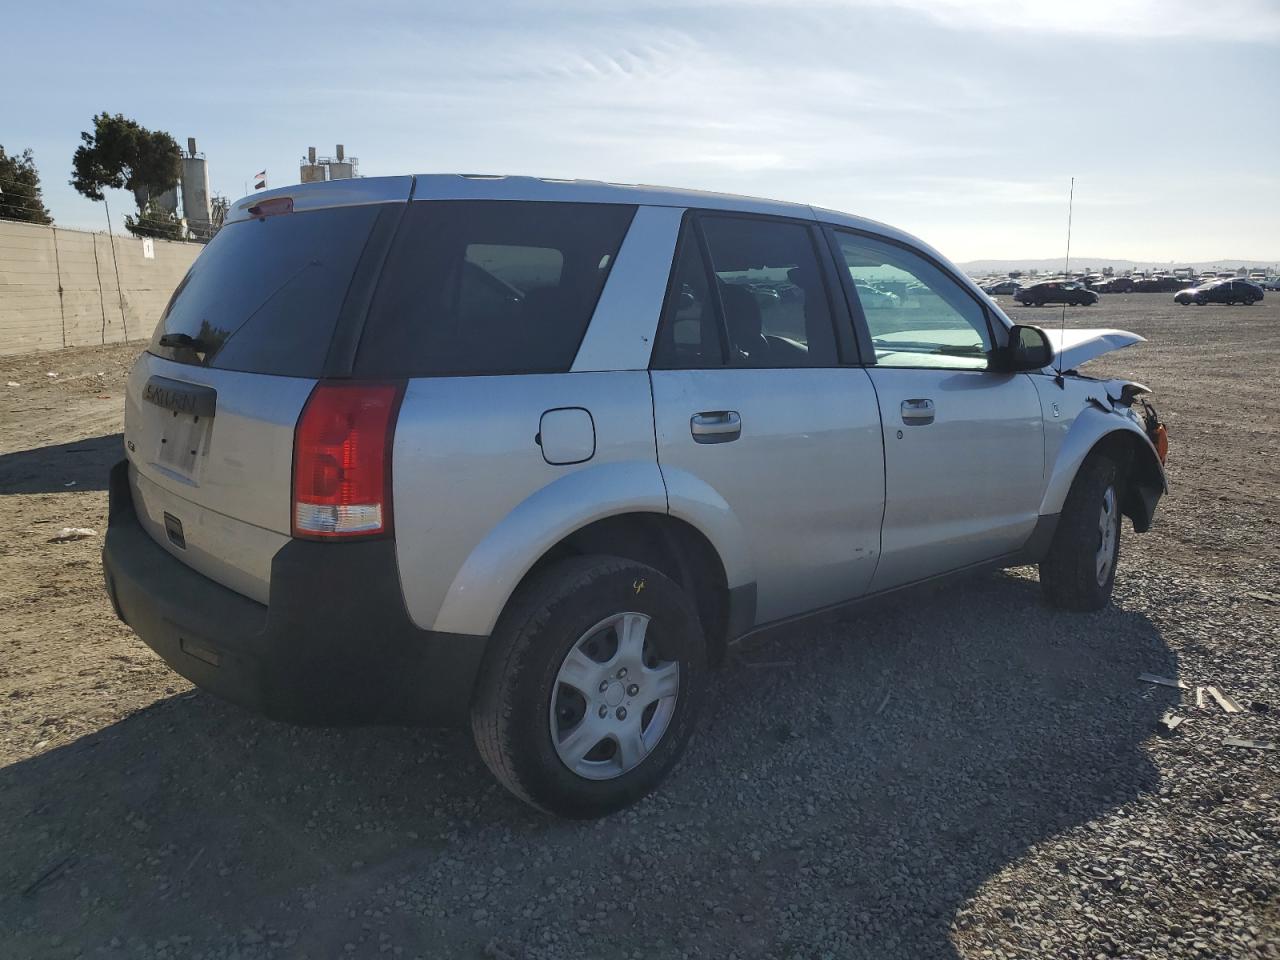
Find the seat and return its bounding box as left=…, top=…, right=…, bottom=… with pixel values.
left=719, top=284, right=771, bottom=364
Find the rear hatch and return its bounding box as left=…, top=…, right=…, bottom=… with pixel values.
left=123, top=183, right=407, bottom=603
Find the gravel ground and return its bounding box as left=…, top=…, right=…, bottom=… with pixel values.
left=0, top=293, right=1277, bottom=959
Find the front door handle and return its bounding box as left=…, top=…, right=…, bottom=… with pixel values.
left=691, top=410, right=742, bottom=444
left=901, top=398, right=935, bottom=425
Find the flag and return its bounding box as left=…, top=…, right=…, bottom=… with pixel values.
left=254, top=170, right=267, bottom=190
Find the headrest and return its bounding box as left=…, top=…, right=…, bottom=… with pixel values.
left=719, top=284, right=762, bottom=342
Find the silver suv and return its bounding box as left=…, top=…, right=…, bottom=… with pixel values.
left=102, top=175, right=1167, bottom=818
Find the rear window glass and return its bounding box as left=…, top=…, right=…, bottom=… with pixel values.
left=148, top=204, right=381, bottom=377
left=355, top=201, right=636, bottom=377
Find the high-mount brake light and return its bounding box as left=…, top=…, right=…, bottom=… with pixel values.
left=292, top=382, right=402, bottom=539
left=248, top=196, right=294, bottom=219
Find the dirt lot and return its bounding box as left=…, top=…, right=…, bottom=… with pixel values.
left=1, top=294, right=1277, bottom=959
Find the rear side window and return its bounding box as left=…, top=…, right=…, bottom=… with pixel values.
left=651, top=224, right=725, bottom=369
left=701, top=216, right=837, bottom=367
left=356, top=201, right=636, bottom=376
left=149, top=204, right=381, bottom=377
left=651, top=214, right=839, bottom=369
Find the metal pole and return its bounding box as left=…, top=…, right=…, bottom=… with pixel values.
left=102, top=195, right=129, bottom=341
left=51, top=227, right=67, bottom=348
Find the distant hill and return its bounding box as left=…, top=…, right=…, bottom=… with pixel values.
left=957, top=257, right=1278, bottom=276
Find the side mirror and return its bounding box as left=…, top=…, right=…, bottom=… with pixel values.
left=1001, top=324, right=1055, bottom=371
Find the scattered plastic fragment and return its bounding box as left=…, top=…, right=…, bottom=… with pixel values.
left=1223, top=737, right=1275, bottom=752
left=1139, top=673, right=1187, bottom=690
left=48, top=527, right=96, bottom=543
left=63, top=481, right=77, bottom=488
left=6, top=381, right=19, bottom=387
left=1156, top=712, right=1185, bottom=737
left=21, top=854, right=77, bottom=898
left=45, top=371, right=58, bottom=378
left=1195, top=686, right=1207, bottom=709
left=1204, top=685, right=1243, bottom=714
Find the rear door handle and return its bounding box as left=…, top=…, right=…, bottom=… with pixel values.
left=900, top=398, right=935, bottom=425
left=691, top=410, right=742, bottom=443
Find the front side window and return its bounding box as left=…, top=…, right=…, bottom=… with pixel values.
left=357, top=201, right=635, bottom=376
left=834, top=231, right=993, bottom=370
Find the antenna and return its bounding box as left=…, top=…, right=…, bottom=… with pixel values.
left=1054, top=177, right=1075, bottom=387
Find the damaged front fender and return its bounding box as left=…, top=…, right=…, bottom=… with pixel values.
left=1037, top=396, right=1167, bottom=533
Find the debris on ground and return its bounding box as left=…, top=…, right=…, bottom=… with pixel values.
left=1242, top=590, right=1280, bottom=605
left=6, top=381, right=19, bottom=387
left=21, top=854, right=77, bottom=898
left=1222, top=737, right=1276, bottom=752
left=47, top=527, right=96, bottom=543
left=1203, top=685, right=1243, bottom=714
left=1138, top=673, right=1188, bottom=690
left=1156, top=712, right=1185, bottom=737
left=1195, top=686, right=1207, bottom=709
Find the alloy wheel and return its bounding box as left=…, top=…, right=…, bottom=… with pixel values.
left=549, top=612, right=680, bottom=781
left=1096, top=485, right=1119, bottom=587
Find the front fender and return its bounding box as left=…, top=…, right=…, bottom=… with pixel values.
left=1040, top=403, right=1167, bottom=529
left=429, top=461, right=668, bottom=636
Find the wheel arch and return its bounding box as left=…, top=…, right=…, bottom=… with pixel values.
left=508, top=512, right=736, bottom=665
left=428, top=461, right=746, bottom=662
left=1040, top=408, right=1166, bottom=533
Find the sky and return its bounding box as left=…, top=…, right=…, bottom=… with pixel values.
left=5, top=0, right=1278, bottom=264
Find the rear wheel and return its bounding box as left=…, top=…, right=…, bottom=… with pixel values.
left=1040, top=453, right=1122, bottom=611
left=471, top=556, right=707, bottom=818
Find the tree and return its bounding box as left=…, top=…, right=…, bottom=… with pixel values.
left=0, top=146, right=53, bottom=224
left=125, top=200, right=184, bottom=241
left=70, top=112, right=181, bottom=238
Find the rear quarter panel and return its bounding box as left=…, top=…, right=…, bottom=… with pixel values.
left=393, top=371, right=665, bottom=636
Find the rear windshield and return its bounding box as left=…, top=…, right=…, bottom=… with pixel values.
left=148, top=204, right=381, bottom=376
left=354, top=201, right=636, bottom=376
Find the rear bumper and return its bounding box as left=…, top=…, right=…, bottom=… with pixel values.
left=101, top=460, right=486, bottom=725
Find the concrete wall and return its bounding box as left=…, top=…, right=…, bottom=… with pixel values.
left=0, top=220, right=201, bottom=356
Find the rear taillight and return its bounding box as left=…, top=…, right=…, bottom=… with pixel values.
left=292, top=381, right=402, bottom=539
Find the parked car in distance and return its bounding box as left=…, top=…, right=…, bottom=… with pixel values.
left=101, top=174, right=1168, bottom=818
left=1133, top=276, right=1185, bottom=293
left=1263, top=276, right=1280, bottom=292
left=982, top=279, right=1022, bottom=296
left=1094, top=276, right=1135, bottom=294
left=1174, top=278, right=1265, bottom=306
left=1015, top=280, right=1100, bottom=307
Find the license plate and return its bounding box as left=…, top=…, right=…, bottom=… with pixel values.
left=145, top=376, right=216, bottom=481
left=156, top=409, right=212, bottom=479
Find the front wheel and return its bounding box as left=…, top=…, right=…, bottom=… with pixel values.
left=471, top=556, right=707, bottom=818
left=1040, top=453, right=1122, bottom=611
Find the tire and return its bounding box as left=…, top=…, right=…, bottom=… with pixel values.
left=471, top=555, right=707, bottom=818
left=1040, top=453, right=1122, bottom=611
left=1243, top=297, right=1256, bottom=306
